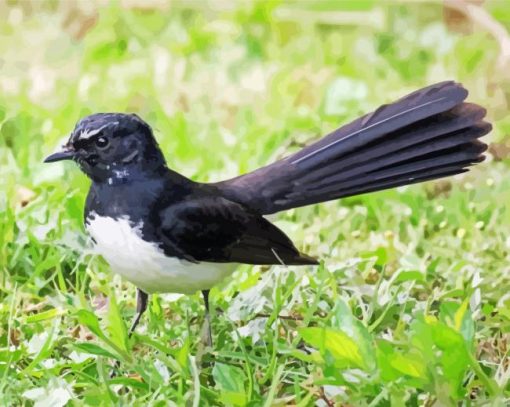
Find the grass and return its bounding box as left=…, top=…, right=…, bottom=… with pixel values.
left=1, top=1, right=510, bottom=405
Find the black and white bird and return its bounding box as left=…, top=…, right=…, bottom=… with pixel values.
left=44, top=81, right=491, bottom=344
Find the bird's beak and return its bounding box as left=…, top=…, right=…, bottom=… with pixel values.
left=44, top=144, right=75, bottom=163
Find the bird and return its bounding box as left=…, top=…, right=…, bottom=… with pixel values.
left=44, top=81, right=491, bottom=346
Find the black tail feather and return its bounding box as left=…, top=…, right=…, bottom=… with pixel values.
left=289, top=81, right=468, bottom=167
left=285, top=144, right=486, bottom=203
left=218, top=81, right=491, bottom=214
left=295, top=104, right=487, bottom=186
left=300, top=123, right=489, bottom=192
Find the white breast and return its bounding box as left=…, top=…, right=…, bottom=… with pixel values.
left=85, top=213, right=236, bottom=294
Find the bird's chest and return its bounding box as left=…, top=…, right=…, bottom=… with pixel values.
left=86, top=214, right=158, bottom=268
left=85, top=214, right=235, bottom=294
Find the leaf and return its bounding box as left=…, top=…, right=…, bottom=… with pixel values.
left=176, top=337, right=190, bottom=371
left=409, top=318, right=435, bottom=362
left=75, top=310, right=105, bottom=340
left=392, top=270, right=426, bottom=284
left=430, top=323, right=466, bottom=355
left=452, top=299, right=474, bottom=344
left=213, top=362, right=246, bottom=406
left=75, top=309, right=130, bottom=361
left=360, top=246, right=388, bottom=266
left=73, top=342, right=119, bottom=360
left=390, top=352, right=427, bottom=380
left=26, top=308, right=65, bottom=323
left=331, top=300, right=376, bottom=371
left=430, top=320, right=470, bottom=399
left=437, top=340, right=470, bottom=399
left=289, top=349, right=324, bottom=365
left=299, top=327, right=367, bottom=370
left=376, top=340, right=402, bottom=383
left=376, top=340, right=428, bottom=388
left=105, top=290, right=128, bottom=353
left=415, top=314, right=471, bottom=399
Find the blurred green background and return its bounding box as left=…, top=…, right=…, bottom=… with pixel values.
left=1, top=1, right=510, bottom=405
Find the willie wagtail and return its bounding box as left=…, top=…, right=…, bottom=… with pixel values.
left=44, top=81, right=491, bottom=345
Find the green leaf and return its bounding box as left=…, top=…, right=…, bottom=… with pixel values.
left=363, top=246, right=388, bottom=266
left=73, top=342, right=120, bottom=360
left=415, top=314, right=472, bottom=399
left=213, top=363, right=247, bottom=406
left=26, top=308, right=65, bottom=323
left=75, top=309, right=130, bottom=361
left=299, top=327, right=367, bottom=370
left=76, top=309, right=105, bottom=340
left=106, top=290, right=128, bottom=353
left=437, top=341, right=470, bottom=399
left=289, top=349, right=324, bottom=365
left=331, top=300, right=376, bottom=371
left=439, top=300, right=474, bottom=345
left=431, top=321, right=466, bottom=350
left=409, top=318, right=435, bottom=362
left=392, top=270, right=426, bottom=284
left=390, top=352, right=427, bottom=380
left=176, top=337, right=190, bottom=371
left=376, top=340, right=428, bottom=388
left=376, top=340, right=402, bottom=382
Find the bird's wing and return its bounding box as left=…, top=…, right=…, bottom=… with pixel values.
left=157, top=196, right=317, bottom=265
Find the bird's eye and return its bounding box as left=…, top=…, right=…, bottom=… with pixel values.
left=95, top=136, right=109, bottom=148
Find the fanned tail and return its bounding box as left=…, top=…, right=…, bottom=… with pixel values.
left=218, top=81, right=491, bottom=214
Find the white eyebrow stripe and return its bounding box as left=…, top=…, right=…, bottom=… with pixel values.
left=78, top=123, right=113, bottom=140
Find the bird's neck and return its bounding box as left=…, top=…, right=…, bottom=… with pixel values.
left=88, top=158, right=166, bottom=186
left=103, top=165, right=151, bottom=186
left=87, top=165, right=194, bottom=221
left=91, top=162, right=193, bottom=189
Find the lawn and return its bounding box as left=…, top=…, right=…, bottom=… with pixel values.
left=1, top=1, right=510, bottom=405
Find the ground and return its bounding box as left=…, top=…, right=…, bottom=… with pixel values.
left=1, top=1, right=510, bottom=405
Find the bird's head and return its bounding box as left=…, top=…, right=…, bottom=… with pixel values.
left=44, top=113, right=166, bottom=183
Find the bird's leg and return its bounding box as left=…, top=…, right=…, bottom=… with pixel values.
left=129, top=288, right=148, bottom=338
left=201, top=290, right=213, bottom=347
